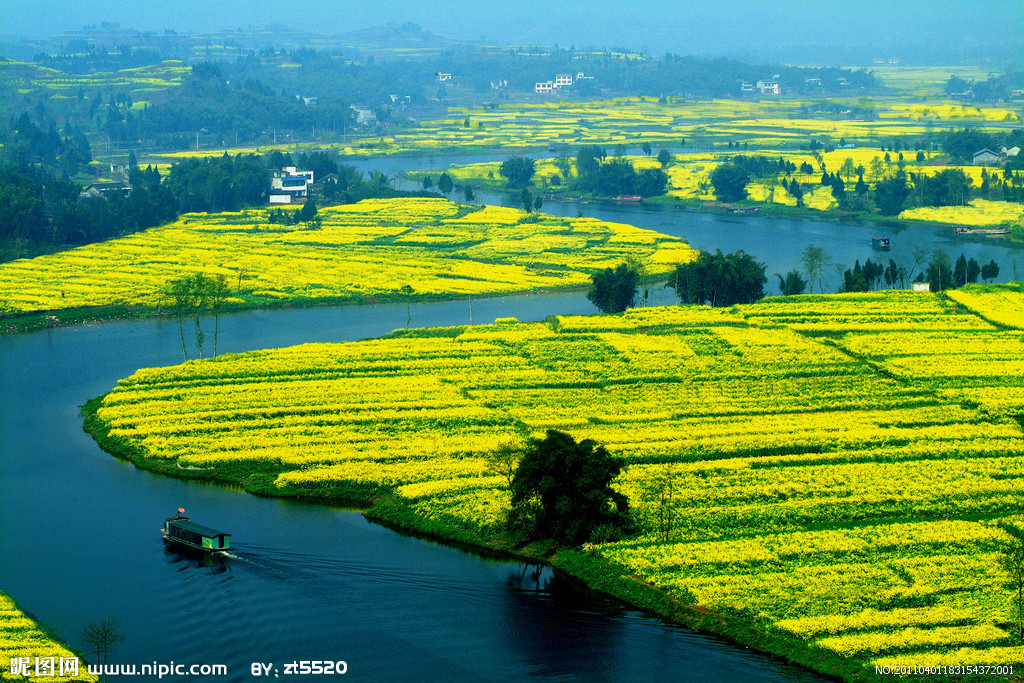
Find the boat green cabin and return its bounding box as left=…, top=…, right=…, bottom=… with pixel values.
left=163, top=516, right=230, bottom=552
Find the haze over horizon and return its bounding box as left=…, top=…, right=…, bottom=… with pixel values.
left=2, top=0, right=1023, bottom=66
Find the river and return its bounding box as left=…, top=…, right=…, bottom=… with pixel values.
left=0, top=293, right=826, bottom=682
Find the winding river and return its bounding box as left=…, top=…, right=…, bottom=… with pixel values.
left=4, top=163, right=1020, bottom=681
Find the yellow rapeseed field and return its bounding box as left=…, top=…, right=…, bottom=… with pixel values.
left=0, top=198, right=691, bottom=315
left=0, top=593, right=95, bottom=682
left=91, top=286, right=1024, bottom=678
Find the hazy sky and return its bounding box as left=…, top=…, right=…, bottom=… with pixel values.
left=2, top=0, right=1023, bottom=64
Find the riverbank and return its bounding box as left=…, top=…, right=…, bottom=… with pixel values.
left=80, top=396, right=853, bottom=682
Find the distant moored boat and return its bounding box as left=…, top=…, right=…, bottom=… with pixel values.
left=871, top=236, right=891, bottom=251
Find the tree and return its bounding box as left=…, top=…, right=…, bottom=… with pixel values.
left=437, top=172, right=454, bottom=196
left=165, top=276, right=197, bottom=361
left=801, top=245, right=830, bottom=294
left=926, top=249, right=953, bottom=291
left=874, top=170, right=910, bottom=216
left=671, top=250, right=767, bottom=306
left=657, top=149, right=672, bottom=167
left=462, top=184, right=475, bottom=203
left=982, top=259, right=1000, bottom=283
left=709, top=163, right=750, bottom=202
left=484, top=440, right=524, bottom=489
left=840, top=157, right=856, bottom=184
left=510, top=429, right=629, bottom=545
left=869, top=156, right=886, bottom=183
left=499, top=156, right=536, bottom=188
left=82, top=618, right=125, bottom=683
left=790, top=179, right=804, bottom=207
left=520, top=188, right=533, bottom=212
left=206, top=273, right=231, bottom=358
left=297, top=198, right=318, bottom=225
left=776, top=269, right=807, bottom=295
left=1000, top=536, right=1024, bottom=642
left=422, top=175, right=433, bottom=191
left=587, top=262, right=640, bottom=314
left=641, top=141, right=652, bottom=156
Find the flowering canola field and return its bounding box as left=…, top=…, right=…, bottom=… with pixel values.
left=0, top=592, right=94, bottom=681
left=0, top=198, right=690, bottom=315
left=91, top=287, right=1024, bottom=678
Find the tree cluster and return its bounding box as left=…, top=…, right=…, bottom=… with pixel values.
left=587, top=262, right=641, bottom=314
left=840, top=251, right=1000, bottom=293
left=509, top=429, right=630, bottom=546
left=670, top=250, right=767, bottom=306
left=573, top=146, right=668, bottom=197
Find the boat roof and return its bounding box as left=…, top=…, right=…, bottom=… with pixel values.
left=168, top=519, right=230, bottom=538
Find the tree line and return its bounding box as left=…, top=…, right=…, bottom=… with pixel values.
left=498, top=147, right=669, bottom=199
left=710, top=151, right=1024, bottom=216
left=0, top=147, right=431, bottom=259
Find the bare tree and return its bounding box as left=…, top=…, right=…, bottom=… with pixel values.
left=800, top=245, right=831, bottom=294
left=81, top=618, right=125, bottom=683
left=165, top=277, right=195, bottom=362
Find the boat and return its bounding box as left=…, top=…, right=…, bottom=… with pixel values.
left=871, top=236, right=891, bottom=251
left=162, top=508, right=230, bottom=553
left=953, top=226, right=1009, bottom=236
left=615, top=195, right=643, bottom=203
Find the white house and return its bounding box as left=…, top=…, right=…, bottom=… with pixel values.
left=554, top=74, right=573, bottom=87
left=534, top=81, right=554, bottom=94
left=270, top=167, right=314, bottom=204
left=436, top=72, right=452, bottom=83
left=351, top=105, right=377, bottom=126
left=756, top=79, right=780, bottom=95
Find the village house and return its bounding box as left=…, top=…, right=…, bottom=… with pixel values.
left=79, top=181, right=132, bottom=200
left=756, top=79, right=780, bottom=95
left=534, top=81, right=555, bottom=94
left=270, top=167, right=314, bottom=204
left=972, top=148, right=1002, bottom=166
left=350, top=105, right=377, bottom=126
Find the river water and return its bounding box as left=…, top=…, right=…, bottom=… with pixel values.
left=0, top=293, right=826, bottom=682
